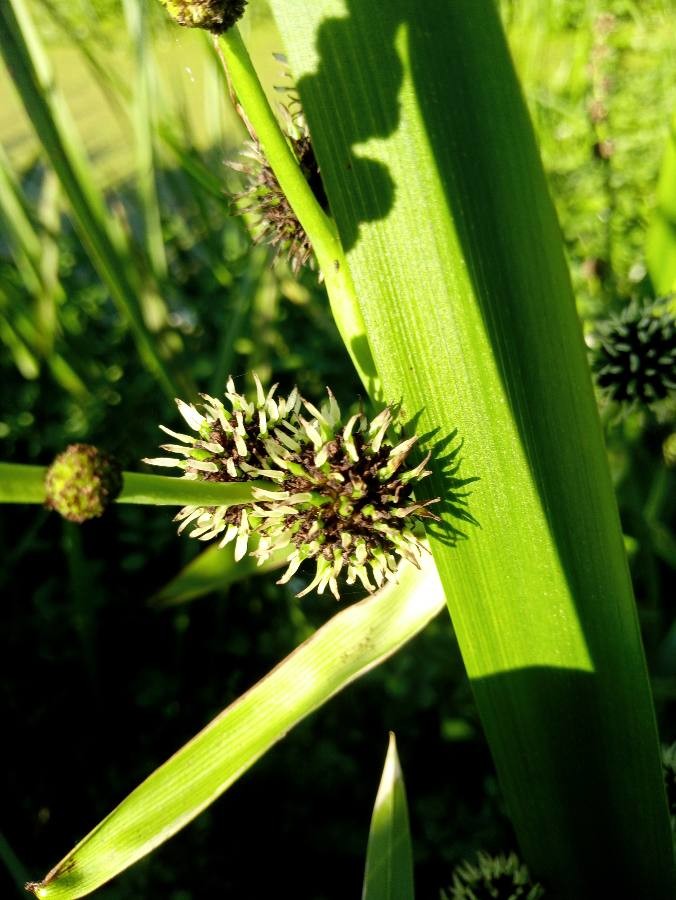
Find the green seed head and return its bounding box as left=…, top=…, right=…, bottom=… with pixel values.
left=45, top=444, right=122, bottom=523
left=158, top=0, right=247, bottom=32
left=592, top=299, right=676, bottom=409
left=442, top=851, right=545, bottom=900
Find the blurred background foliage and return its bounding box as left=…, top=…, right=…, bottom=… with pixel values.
left=0, top=0, right=674, bottom=897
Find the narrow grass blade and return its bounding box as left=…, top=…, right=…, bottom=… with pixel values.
left=362, top=733, right=414, bottom=900
left=0, top=831, right=29, bottom=894
left=0, top=0, right=180, bottom=399
left=150, top=538, right=287, bottom=607
left=270, top=1, right=675, bottom=894
left=0, top=142, right=43, bottom=289
left=121, top=0, right=168, bottom=283
left=0, top=283, right=87, bottom=396
left=26, top=557, right=445, bottom=899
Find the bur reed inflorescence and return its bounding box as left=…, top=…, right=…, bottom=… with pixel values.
left=157, top=0, right=247, bottom=33
left=230, top=92, right=327, bottom=274
left=592, top=299, right=676, bottom=410
left=45, top=444, right=122, bottom=523
left=441, top=851, right=545, bottom=900
left=144, top=376, right=439, bottom=598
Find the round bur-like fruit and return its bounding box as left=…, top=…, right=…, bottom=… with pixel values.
left=45, top=444, right=122, bottom=523
left=158, top=0, right=247, bottom=32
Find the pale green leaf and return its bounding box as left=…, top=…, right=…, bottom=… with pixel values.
left=27, top=557, right=445, bottom=899
left=150, top=539, right=287, bottom=607
left=362, top=733, right=414, bottom=900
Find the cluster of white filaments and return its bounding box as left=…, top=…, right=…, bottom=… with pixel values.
left=144, top=375, right=439, bottom=598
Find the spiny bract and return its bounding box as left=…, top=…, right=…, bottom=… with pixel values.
left=144, top=376, right=439, bottom=598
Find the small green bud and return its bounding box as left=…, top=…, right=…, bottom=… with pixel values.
left=45, top=444, right=122, bottom=523
left=158, top=0, right=247, bottom=33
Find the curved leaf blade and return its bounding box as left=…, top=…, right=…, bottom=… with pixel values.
left=27, top=558, right=444, bottom=899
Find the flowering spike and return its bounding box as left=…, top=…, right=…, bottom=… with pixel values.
left=145, top=375, right=456, bottom=598
left=229, top=93, right=325, bottom=274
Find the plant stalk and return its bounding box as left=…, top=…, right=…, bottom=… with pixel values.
left=217, top=26, right=380, bottom=397
left=0, top=463, right=277, bottom=508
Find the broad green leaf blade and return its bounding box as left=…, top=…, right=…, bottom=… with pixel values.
left=362, top=734, right=414, bottom=900
left=150, top=540, right=287, bottom=607
left=268, top=2, right=675, bottom=895
left=27, top=558, right=445, bottom=899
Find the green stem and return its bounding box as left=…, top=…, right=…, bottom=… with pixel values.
left=218, top=26, right=380, bottom=398
left=0, top=463, right=277, bottom=507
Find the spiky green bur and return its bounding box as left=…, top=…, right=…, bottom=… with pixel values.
left=441, top=852, right=545, bottom=900
left=158, top=0, right=246, bottom=32
left=592, top=300, right=676, bottom=409
left=45, top=444, right=122, bottom=523
left=144, top=376, right=440, bottom=598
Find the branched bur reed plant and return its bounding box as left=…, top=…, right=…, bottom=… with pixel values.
left=1, top=0, right=676, bottom=897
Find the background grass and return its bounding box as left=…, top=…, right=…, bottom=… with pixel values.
left=1, top=0, right=674, bottom=897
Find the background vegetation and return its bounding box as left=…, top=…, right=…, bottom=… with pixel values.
left=1, top=0, right=674, bottom=896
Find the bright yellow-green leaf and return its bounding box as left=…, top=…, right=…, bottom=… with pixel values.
left=27, top=558, right=445, bottom=899
left=362, top=734, right=414, bottom=900
left=268, top=2, right=675, bottom=894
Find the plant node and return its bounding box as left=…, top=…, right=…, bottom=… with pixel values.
left=45, top=444, right=122, bottom=523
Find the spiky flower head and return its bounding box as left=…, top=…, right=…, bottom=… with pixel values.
left=45, top=444, right=122, bottom=523
left=144, top=376, right=439, bottom=598
left=441, top=852, right=545, bottom=900
left=592, top=299, right=675, bottom=409
left=158, top=0, right=247, bottom=32
left=230, top=100, right=326, bottom=275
